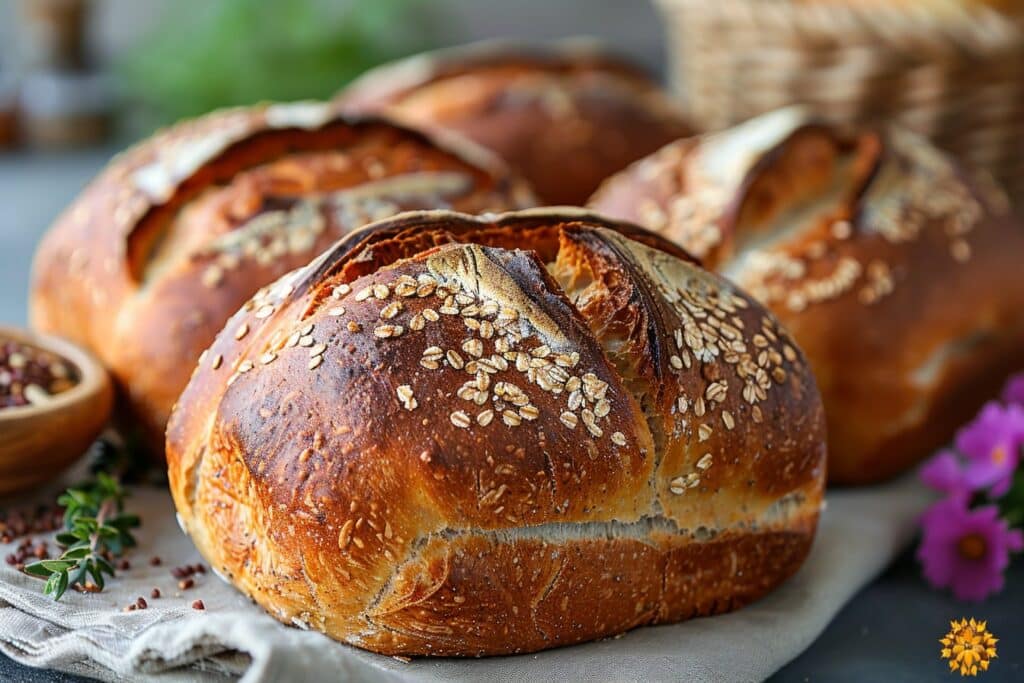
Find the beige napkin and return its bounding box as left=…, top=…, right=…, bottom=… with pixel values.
left=0, top=475, right=931, bottom=683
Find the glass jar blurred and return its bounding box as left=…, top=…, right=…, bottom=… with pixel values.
left=18, top=70, right=112, bottom=148
left=19, top=0, right=87, bottom=70
left=0, top=72, right=17, bottom=149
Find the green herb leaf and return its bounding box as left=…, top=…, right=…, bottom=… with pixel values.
left=61, top=546, right=91, bottom=560
left=87, top=562, right=105, bottom=591
left=55, top=531, right=82, bottom=546
left=66, top=563, right=87, bottom=589
left=24, top=473, right=141, bottom=601
left=38, top=559, right=75, bottom=572
left=996, top=467, right=1024, bottom=528
left=111, top=514, right=141, bottom=530
left=22, top=563, right=53, bottom=578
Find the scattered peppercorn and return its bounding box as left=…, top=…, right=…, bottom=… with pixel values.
left=178, top=578, right=194, bottom=590
left=191, top=600, right=205, bottom=611
left=117, top=558, right=131, bottom=571
left=171, top=563, right=205, bottom=579
left=6, top=538, right=50, bottom=571
left=0, top=502, right=63, bottom=543
left=149, top=556, right=162, bottom=566
left=135, top=597, right=147, bottom=610
left=150, top=588, right=161, bottom=599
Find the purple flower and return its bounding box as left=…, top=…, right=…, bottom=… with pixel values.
left=918, top=498, right=1023, bottom=601
left=954, top=402, right=1024, bottom=497
left=919, top=451, right=971, bottom=501
left=1003, top=372, right=1024, bottom=407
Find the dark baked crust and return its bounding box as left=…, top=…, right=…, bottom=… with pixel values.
left=590, top=108, right=1024, bottom=484
left=30, top=102, right=534, bottom=453
left=166, top=207, right=826, bottom=656
left=338, top=40, right=692, bottom=205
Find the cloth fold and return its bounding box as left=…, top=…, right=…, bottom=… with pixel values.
left=0, top=476, right=931, bottom=683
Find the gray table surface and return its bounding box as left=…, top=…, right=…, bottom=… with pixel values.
left=1, top=149, right=1022, bottom=682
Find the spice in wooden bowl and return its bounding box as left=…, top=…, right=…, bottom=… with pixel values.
left=0, top=326, right=112, bottom=495
left=0, top=335, right=80, bottom=409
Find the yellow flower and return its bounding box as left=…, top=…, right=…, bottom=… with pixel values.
left=940, top=618, right=998, bottom=676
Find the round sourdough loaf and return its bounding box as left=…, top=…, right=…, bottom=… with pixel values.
left=30, top=101, right=534, bottom=454
left=339, top=40, right=692, bottom=206
left=590, top=108, right=1024, bottom=484
left=166, top=208, right=826, bottom=656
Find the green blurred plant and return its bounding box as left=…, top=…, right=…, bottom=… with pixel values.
left=117, top=0, right=444, bottom=129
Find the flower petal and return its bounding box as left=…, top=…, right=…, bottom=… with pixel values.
left=920, top=451, right=968, bottom=494
left=1002, top=373, right=1024, bottom=406
left=917, top=501, right=1020, bottom=602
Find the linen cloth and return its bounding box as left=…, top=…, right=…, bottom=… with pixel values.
left=0, top=475, right=931, bottom=683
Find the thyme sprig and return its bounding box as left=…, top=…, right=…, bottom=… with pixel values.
left=23, top=473, right=140, bottom=600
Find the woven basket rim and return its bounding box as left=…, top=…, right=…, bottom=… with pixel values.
left=655, top=0, right=1024, bottom=53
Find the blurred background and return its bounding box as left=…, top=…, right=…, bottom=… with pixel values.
left=0, top=0, right=664, bottom=143
left=0, top=0, right=664, bottom=322
left=2, top=0, right=1023, bottom=322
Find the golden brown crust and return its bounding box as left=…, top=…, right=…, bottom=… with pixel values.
left=30, top=102, right=535, bottom=453
left=338, top=40, right=692, bottom=206
left=166, top=208, right=825, bottom=656
left=590, top=107, right=1024, bottom=484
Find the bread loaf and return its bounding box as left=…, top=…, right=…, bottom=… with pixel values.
left=339, top=40, right=692, bottom=206
left=590, top=107, right=1024, bottom=484
left=167, top=208, right=826, bottom=656
left=30, top=102, right=534, bottom=453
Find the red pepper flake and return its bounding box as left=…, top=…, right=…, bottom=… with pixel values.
left=191, top=599, right=205, bottom=611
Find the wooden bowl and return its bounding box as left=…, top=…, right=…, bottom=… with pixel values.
left=0, top=326, right=113, bottom=496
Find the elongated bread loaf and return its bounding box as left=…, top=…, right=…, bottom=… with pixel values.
left=30, top=102, right=534, bottom=453
left=591, top=108, right=1024, bottom=484
left=339, top=40, right=692, bottom=205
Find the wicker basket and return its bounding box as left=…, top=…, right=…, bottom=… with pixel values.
left=656, top=0, right=1024, bottom=205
